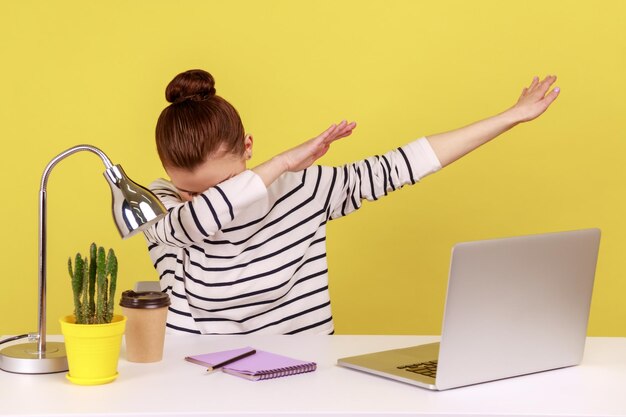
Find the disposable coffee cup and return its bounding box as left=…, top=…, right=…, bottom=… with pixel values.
left=120, top=290, right=170, bottom=363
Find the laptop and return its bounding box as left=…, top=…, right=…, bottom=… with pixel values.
left=337, top=228, right=601, bottom=390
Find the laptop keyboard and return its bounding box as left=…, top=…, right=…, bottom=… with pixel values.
left=397, top=360, right=438, bottom=378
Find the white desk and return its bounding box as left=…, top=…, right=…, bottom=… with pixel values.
left=1, top=335, right=625, bottom=417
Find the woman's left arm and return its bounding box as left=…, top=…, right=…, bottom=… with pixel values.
left=427, top=75, right=560, bottom=168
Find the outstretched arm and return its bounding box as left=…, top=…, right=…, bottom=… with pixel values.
left=427, top=75, right=560, bottom=167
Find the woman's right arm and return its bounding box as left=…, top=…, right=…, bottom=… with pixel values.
left=144, top=121, right=357, bottom=247
left=143, top=171, right=268, bottom=247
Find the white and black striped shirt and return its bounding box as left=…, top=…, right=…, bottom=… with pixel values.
left=144, top=137, right=441, bottom=335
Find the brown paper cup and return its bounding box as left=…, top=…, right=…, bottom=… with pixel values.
left=122, top=306, right=168, bottom=363
left=120, top=290, right=170, bottom=363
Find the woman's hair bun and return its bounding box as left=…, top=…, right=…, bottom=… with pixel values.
left=166, top=69, right=217, bottom=104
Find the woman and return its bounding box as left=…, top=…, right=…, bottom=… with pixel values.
left=144, top=69, right=559, bottom=335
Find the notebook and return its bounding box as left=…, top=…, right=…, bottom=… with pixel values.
left=338, top=228, right=601, bottom=390
left=185, top=347, right=317, bottom=381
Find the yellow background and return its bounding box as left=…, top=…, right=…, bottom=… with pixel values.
left=0, top=1, right=624, bottom=336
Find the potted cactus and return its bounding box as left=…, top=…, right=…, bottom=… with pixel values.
left=59, top=243, right=127, bottom=385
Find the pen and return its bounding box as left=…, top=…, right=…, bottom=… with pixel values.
left=207, top=349, right=256, bottom=373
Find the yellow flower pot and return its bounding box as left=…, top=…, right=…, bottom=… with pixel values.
left=59, top=314, right=127, bottom=385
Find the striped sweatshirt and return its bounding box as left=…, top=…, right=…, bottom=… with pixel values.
left=143, top=137, right=442, bottom=335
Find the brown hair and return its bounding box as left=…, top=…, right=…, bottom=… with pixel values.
left=155, top=69, right=245, bottom=170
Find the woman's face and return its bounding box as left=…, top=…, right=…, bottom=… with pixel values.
left=166, top=136, right=253, bottom=201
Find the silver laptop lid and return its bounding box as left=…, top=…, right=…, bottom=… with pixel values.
left=435, top=228, right=601, bottom=390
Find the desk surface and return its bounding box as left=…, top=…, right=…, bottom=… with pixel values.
left=1, top=335, right=625, bottom=417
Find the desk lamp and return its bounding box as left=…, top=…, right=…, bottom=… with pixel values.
left=0, top=145, right=166, bottom=374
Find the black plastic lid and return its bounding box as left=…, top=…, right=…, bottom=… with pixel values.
left=119, top=290, right=171, bottom=309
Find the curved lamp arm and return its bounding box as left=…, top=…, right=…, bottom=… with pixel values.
left=40, top=145, right=114, bottom=189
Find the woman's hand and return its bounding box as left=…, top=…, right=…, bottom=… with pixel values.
left=509, top=75, right=560, bottom=123
left=252, top=120, right=357, bottom=187
left=279, top=120, right=357, bottom=172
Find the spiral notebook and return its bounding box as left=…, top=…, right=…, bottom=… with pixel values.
left=185, top=347, right=317, bottom=381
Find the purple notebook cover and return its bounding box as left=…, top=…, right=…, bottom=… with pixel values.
left=185, top=347, right=316, bottom=380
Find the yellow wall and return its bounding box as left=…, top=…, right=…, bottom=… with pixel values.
left=1, top=1, right=624, bottom=336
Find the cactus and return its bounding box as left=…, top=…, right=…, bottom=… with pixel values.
left=106, top=249, right=118, bottom=323
left=80, top=259, right=89, bottom=323
left=96, top=246, right=107, bottom=324
left=68, top=254, right=84, bottom=323
left=67, top=243, right=119, bottom=324
left=88, top=243, right=97, bottom=319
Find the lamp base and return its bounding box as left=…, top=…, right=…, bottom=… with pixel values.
left=0, top=342, right=68, bottom=374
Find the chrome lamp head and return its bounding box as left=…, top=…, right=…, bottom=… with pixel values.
left=105, top=164, right=166, bottom=239
left=0, top=145, right=166, bottom=374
